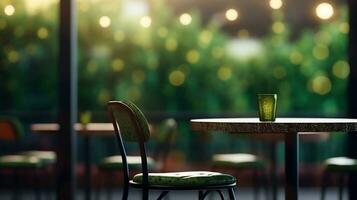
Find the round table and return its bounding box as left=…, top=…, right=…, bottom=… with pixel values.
left=190, top=118, right=357, bottom=200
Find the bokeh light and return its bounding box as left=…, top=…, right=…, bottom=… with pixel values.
left=332, top=60, right=350, bottom=79
left=169, top=70, right=186, bottom=86
left=316, top=3, right=334, bottom=20
left=313, top=44, right=329, bottom=60
left=8, top=50, right=19, bottom=63
left=179, top=13, right=192, bottom=25
left=186, top=50, right=200, bottom=64
left=37, top=27, right=49, bottom=39
left=4, top=5, right=15, bottom=16
left=111, top=59, right=125, bottom=72
left=289, top=51, right=303, bottom=65
left=165, top=38, right=177, bottom=51
left=99, top=16, right=111, bottom=28
left=272, top=21, right=285, bottom=34
left=225, top=9, right=238, bottom=21
left=339, top=22, right=349, bottom=34
left=312, top=75, right=331, bottom=95
left=217, top=66, right=232, bottom=81
left=269, top=0, right=283, bottom=10
left=199, top=30, right=212, bottom=45
left=140, top=16, right=152, bottom=28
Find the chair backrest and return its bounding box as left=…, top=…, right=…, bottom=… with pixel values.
left=0, top=117, right=23, bottom=141
left=107, top=100, right=150, bottom=186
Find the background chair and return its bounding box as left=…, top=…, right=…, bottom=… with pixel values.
left=212, top=153, right=268, bottom=200
left=107, top=100, right=237, bottom=200
left=321, top=156, right=357, bottom=200
left=0, top=117, right=55, bottom=199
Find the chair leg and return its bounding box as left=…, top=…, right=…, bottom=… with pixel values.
left=337, top=173, right=344, bottom=200
left=228, top=188, right=236, bottom=200
left=157, top=191, right=169, bottom=200
left=12, top=170, right=19, bottom=200
left=253, top=170, right=259, bottom=200
left=122, top=179, right=129, bottom=200
left=142, top=188, right=149, bottom=200
left=199, top=191, right=204, bottom=200
left=321, top=170, right=330, bottom=200
left=34, top=169, right=41, bottom=200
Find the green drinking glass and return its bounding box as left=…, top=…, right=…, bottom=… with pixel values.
left=258, top=94, right=277, bottom=122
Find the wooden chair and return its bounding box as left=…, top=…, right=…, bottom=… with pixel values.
left=107, top=100, right=237, bottom=200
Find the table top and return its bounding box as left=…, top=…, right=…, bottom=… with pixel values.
left=31, top=123, right=114, bottom=136
left=190, top=118, right=357, bottom=133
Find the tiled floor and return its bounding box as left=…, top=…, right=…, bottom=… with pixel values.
left=0, top=187, right=349, bottom=200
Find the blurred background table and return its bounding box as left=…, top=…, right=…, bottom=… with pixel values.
left=31, top=123, right=114, bottom=200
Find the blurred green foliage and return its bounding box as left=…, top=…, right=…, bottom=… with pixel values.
left=0, top=0, right=349, bottom=116
left=0, top=0, right=350, bottom=163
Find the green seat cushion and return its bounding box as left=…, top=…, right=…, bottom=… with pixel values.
left=0, top=155, right=44, bottom=168
left=212, top=153, right=265, bottom=169
left=325, top=157, right=357, bottom=171
left=20, top=151, right=56, bottom=164
left=99, top=155, right=155, bottom=170
left=132, top=171, right=236, bottom=187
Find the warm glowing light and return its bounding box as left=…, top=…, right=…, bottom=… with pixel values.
left=140, top=16, right=152, bottom=28
left=217, top=66, right=232, bottom=81
left=4, top=5, right=15, bottom=16
left=165, top=38, right=177, bottom=51
left=179, top=13, right=192, bottom=25
left=8, top=50, right=19, bottom=63
left=24, top=0, right=56, bottom=15
left=339, top=22, right=349, bottom=34
left=269, top=0, right=283, bottom=10
left=332, top=60, right=350, bottom=79
left=316, top=3, right=334, bottom=20
left=169, top=70, right=186, bottom=86
left=112, top=59, right=125, bottom=72
left=99, top=16, right=111, bottom=28
left=312, top=75, right=331, bottom=95
left=313, top=44, right=329, bottom=60
left=37, top=27, right=49, bottom=39
left=225, top=9, right=238, bottom=21
left=272, top=22, right=285, bottom=34
left=199, top=30, right=212, bottom=45
left=186, top=50, right=200, bottom=64
left=289, top=51, right=303, bottom=64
